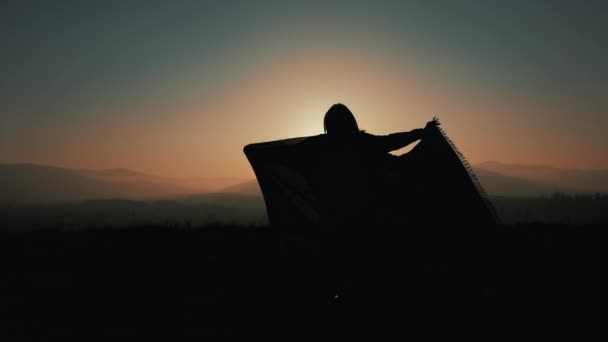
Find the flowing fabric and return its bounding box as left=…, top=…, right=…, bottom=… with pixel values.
left=244, top=123, right=498, bottom=238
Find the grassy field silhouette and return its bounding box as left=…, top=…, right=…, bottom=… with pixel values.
left=2, top=222, right=607, bottom=339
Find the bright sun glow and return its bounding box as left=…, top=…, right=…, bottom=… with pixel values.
left=286, top=102, right=333, bottom=138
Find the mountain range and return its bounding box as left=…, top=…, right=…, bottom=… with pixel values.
left=1, top=161, right=606, bottom=204
left=215, top=162, right=608, bottom=198
left=0, top=164, right=248, bottom=204
left=475, top=161, right=608, bottom=195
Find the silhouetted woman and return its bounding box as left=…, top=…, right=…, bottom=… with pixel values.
left=301, top=103, right=436, bottom=228
left=244, top=103, right=496, bottom=311
left=288, top=103, right=437, bottom=299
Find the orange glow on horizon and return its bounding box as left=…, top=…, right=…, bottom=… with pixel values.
left=2, top=48, right=605, bottom=180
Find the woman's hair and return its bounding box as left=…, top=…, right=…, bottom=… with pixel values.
left=323, top=103, right=360, bottom=135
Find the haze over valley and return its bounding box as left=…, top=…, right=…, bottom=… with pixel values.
left=2, top=161, right=607, bottom=230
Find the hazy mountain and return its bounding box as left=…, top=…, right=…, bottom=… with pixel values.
left=0, top=164, right=200, bottom=203
left=3, top=160, right=606, bottom=205
left=473, top=168, right=572, bottom=197
left=476, top=161, right=608, bottom=194
left=218, top=167, right=576, bottom=198
left=78, top=168, right=177, bottom=184
left=213, top=166, right=589, bottom=198
left=219, top=180, right=262, bottom=197
left=180, top=177, right=248, bottom=193
left=80, top=169, right=246, bottom=193
left=221, top=170, right=567, bottom=198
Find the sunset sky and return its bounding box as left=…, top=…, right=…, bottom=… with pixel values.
left=1, top=1, right=606, bottom=179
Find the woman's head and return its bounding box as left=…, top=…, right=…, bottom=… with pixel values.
left=323, top=103, right=359, bottom=136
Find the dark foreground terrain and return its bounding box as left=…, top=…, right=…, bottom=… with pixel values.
left=1, top=223, right=607, bottom=340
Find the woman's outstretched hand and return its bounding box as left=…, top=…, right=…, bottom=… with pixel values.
left=425, top=117, right=440, bottom=130
left=419, top=117, right=440, bottom=139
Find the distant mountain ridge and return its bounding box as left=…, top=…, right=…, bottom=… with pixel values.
left=0, top=164, right=204, bottom=203
left=1, top=161, right=606, bottom=204
left=221, top=163, right=608, bottom=198
left=475, top=161, right=608, bottom=194
left=219, top=180, right=262, bottom=197
left=79, top=168, right=173, bottom=183
left=220, top=163, right=608, bottom=198
left=472, top=168, right=575, bottom=197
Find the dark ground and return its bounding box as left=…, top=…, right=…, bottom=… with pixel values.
left=1, top=223, right=607, bottom=340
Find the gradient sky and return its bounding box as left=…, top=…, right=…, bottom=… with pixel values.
left=1, top=1, right=607, bottom=179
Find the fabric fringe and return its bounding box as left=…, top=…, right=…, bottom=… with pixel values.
left=434, top=120, right=500, bottom=223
